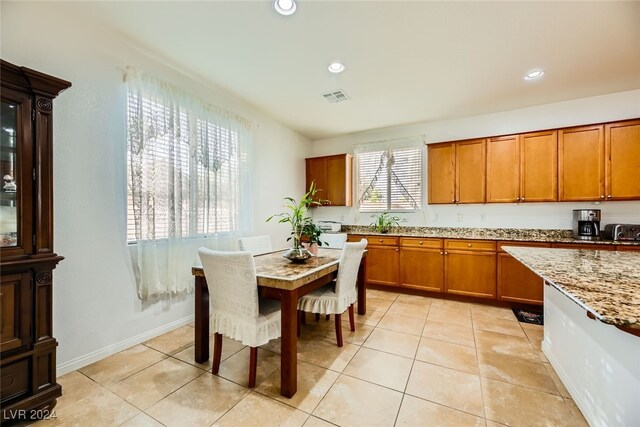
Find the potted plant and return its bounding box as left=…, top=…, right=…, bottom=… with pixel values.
left=300, top=219, right=325, bottom=255
left=267, top=182, right=325, bottom=262
left=371, top=211, right=401, bottom=233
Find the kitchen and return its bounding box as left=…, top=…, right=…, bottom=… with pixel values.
left=1, top=1, right=639, bottom=426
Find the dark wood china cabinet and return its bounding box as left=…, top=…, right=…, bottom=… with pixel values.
left=1, top=59, right=70, bottom=422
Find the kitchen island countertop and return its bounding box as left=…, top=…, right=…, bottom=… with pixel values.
left=503, top=246, right=640, bottom=328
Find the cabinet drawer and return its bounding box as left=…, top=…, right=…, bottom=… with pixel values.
left=366, top=236, right=399, bottom=246
left=445, top=239, right=496, bottom=252
left=497, top=241, right=551, bottom=252
left=400, top=238, right=442, bottom=249
left=347, top=235, right=364, bottom=242
left=1, top=358, right=29, bottom=402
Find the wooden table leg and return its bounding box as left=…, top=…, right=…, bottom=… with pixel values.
left=280, top=289, right=298, bottom=398
left=357, top=257, right=367, bottom=315
left=195, top=275, right=210, bottom=363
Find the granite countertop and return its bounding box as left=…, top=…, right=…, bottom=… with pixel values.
left=342, top=225, right=640, bottom=246
left=504, top=246, right=640, bottom=328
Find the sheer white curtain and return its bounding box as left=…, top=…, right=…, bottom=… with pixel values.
left=125, top=68, right=253, bottom=299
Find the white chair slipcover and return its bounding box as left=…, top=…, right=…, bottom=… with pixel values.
left=198, top=248, right=281, bottom=347
left=297, top=239, right=368, bottom=314
left=237, top=235, right=273, bottom=255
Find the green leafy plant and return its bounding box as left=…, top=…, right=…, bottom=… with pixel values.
left=301, top=219, right=325, bottom=246
left=267, top=182, right=327, bottom=247
left=371, top=211, right=401, bottom=233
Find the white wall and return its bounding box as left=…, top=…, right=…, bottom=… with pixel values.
left=1, top=2, right=310, bottom=373
left=311, top=90, right=640, bottom=229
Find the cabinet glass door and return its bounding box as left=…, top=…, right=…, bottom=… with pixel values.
left=1, top=101, right=18, bottom=247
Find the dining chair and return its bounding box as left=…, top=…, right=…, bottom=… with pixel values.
left=198, top=248, right=281, bottom=388
left=321, top=233, right=348, bottom=249
left=237, top=235, right=273, bottom=255
left=297, top=239, right=367, bottom=347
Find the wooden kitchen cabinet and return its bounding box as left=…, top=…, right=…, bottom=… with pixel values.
left=605, top=120, right=640, bottom=200
left=520, top=130, right=558, bottom=202
left=399, top=238, right=444, bottom=292
left=428, top=139, right=485, bottom=204
left=558, top=125, right=605, bottom=201
left=427, top=143, right=455, bottom=204
left=456, top=139, right=486, bottom=203
left=497, top=241, right=550, bottom=305
left=444, top=239, right=496, bottom=299
left=364, top=236, right=399, bottom=287
left=487, top=135, right=520, bottom=203
left=305, top=154, right=353, bottom=206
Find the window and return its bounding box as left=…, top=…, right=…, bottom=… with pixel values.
left=356, top=139, right=423, bottom=212
left=126, top=69, right=251, bottom=243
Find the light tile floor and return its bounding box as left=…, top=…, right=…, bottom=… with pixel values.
left=32, top=290, right=589, bottom=427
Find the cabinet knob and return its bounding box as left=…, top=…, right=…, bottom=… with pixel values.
left=467, top=243, right=472, bottom=247
left=419, top=241, right=423, bottom=245
left=521, top=197, right=525, bottom=201
left=600, top=195, right=605, bottom=199
left=607, top=195, right=612, bottom=198
left=516, top=197, right=520, bottom=201
left=379, top=239, right=383, bottom=243
left=452, top=198, right=455, bottom=202
left=440, top=251, right=444, bottom=255
left=395, top=248, right=398, bottom=252
left=444, top=251, right=448, bottom=255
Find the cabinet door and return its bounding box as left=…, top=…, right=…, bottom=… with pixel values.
left=487, top=135, right=520, bottom=203
left=326, top=155, right=352, bottom=206
left=445, top=251, right=496, bottom=298
left=305, top=157, right=328, bottom=203
left=456, top=139, right=486, bottom=203
left=400, top=248, right=444, bottom=292
left=520, top=130, right=557, bottom=202
left=365, top=246, right=399, bottom=287
left=1, top=90, right=34, bottom=258
left=605, top=120, right=640, bottom=200
left=558, top=125, right=604, bottom=201
left=428, top=143, right=455, bottom=204
left=1, top=272, right=32, bottom=353
left=497, top=253, right=544, bottom=305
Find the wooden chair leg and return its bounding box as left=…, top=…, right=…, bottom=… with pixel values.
left=348, top=304, right=356, bottom=332
left=326, top=314, right=330, bottom=321
left=315, top=313, right=320, bottom=321
left=335, top=313, right=343, bottom=347
left=212, top=333, right=223, bottom=375
left=249, top=347, right=258, bottom=388
left=301, top=310, right=307, bottom=325
left=297, top=310, right=301, bottom=337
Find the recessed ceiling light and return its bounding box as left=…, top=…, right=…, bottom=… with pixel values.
left=524, top=70, right=545, bottom=80
left=274, top=0, right=296, bottom=16
left=328, top=62, right=346, bottom=74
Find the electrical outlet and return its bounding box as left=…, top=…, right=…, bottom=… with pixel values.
left=480, top=213, right=487, bottom=222
left=457, top=213, right=463, bottom=222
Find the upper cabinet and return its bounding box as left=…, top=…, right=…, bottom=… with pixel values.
left=428, top=139, right=485, bottom=204
left=558, top=125, right=605, bottom=201
left=520, top=130, right=557, bottom=202
left=305, top=154, right=353, bottom=206
left=605, top=120, right=640, bottom=200
left=429, top=118, right=639, bottom=204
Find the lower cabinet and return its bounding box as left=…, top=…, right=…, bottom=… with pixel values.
left=364, top=237, right=399, bottom=287
left=399, top=238, right=444, bottom=292
left=497, top=242, right=550, bottom=305
left=444, top=239, right=497, bottom=299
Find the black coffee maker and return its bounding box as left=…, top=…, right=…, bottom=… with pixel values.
left=572, top=209, right=601, bottom=240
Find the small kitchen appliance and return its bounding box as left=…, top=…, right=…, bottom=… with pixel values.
left=602, top=224, right=640, bottom=241
left=317, top=220, right=342, bottom=233
left=572, top=209, right=601, bottom=240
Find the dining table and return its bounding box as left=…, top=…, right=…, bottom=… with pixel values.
left=191, top=247, right=367, bottom=398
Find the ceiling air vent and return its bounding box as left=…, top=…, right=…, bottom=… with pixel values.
left=322, top=89, right=350, bottom=103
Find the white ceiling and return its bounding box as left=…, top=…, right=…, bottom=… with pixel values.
left=63, top=1, right=640, bottom=140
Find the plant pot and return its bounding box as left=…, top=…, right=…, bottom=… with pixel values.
left=302, top=242, right=318, bottom=256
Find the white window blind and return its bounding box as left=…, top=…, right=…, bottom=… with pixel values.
left=356, top=139, right=423, bottom=212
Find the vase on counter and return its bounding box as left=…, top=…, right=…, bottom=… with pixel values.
left=283, top=235, right=312, bottom=263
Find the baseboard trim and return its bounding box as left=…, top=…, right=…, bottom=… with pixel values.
left=56, top=315, right=194, bottom=375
